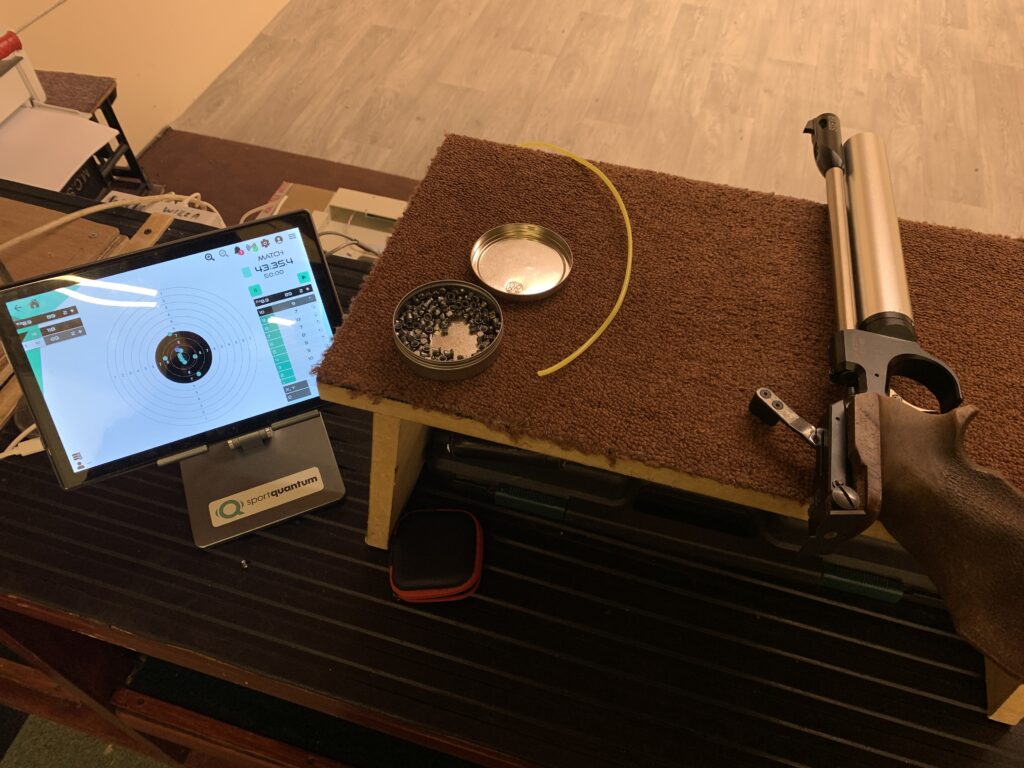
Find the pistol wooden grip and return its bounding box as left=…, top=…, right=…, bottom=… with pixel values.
left=854, top=393, right=1024, bottom=680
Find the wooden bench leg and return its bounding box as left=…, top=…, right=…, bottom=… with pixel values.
left=365, top=413, right=430, bottom=549
left=987, top=658, right=1024, bottom=725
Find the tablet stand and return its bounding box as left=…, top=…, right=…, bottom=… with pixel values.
left=161, top=410, right=345, bottom=548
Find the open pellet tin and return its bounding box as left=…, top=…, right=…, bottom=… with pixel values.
left=393, top=280, right=504, bottom=380
left=470, top=223, right=572, bottom=300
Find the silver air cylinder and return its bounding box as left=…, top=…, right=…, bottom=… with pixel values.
left=844, top=132, right=916, bottom=340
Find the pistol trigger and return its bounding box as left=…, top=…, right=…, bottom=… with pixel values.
left=750, top=388, right=820, bottom=448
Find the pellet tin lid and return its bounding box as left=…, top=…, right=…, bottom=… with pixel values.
left=392, top=280, right=504, bottom=380
left=470, top=223, right=572, bottom=300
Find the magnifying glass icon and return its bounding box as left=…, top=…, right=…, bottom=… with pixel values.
left=204, top=253, right=214, bottom=262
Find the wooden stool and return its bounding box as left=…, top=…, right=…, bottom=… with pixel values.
left=36, top=70, right=151, bottom=197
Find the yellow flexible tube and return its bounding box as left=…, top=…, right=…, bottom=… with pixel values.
left=519, top=142, right=633, bottom=377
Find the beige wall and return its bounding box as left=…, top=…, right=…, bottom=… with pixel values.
left=6, top=0, right=289, bottom=149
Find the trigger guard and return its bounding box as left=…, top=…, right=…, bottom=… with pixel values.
left=831, top=329, right=964, bottom=414
left=887, top=353, right=963, bottom=414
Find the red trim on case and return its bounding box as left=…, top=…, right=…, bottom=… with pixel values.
left=390, top=580, right=480, bottom=603
left=389, top=512, right=483, bottom=603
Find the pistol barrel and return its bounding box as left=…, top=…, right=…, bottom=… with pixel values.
left=824, top=167, right=858, bottom=330
left=803, top=113, right=858, bottom=332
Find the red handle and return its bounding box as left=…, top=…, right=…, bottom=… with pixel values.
left=0, top=31, right=23, bottom=60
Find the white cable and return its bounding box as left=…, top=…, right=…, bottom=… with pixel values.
left=0, top=193, right=220, bottom=257
left=5, top=423, right=37, bottom=450
left=317, top=229, right=381, bottom=257
left=238, top=205, right=266, bottom=224
left=0, top=439, right=43, bottom=460
left=0, top=423, right=43, bottom=461
left=326, top=238, right=357, bottom=254
left=239, top=194, right=286, bottom=225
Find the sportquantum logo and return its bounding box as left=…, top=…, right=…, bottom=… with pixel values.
left=208, top=468, right=324, bottom=528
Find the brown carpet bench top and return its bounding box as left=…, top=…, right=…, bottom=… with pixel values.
left=318, top=135, right=1024, bottom=509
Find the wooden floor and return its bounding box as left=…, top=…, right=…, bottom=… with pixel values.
left=176, top=0, right=1024, bottom=238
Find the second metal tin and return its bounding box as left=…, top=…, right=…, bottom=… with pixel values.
left=470, top=223, right=572, bottom=300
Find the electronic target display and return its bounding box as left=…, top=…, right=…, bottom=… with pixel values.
left=0, top=211, right=343, bottom=489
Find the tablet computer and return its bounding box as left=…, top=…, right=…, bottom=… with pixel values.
left=0, top=210, right=343, bottom=489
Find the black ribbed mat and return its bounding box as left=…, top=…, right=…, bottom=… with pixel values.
left=0, top=250, right=1021, bottom=767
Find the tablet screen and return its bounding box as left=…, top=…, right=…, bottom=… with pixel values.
left=0, top=212, right=342, bottom=487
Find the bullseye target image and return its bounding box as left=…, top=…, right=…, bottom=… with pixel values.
left=107, top=287, right=258, bottom=427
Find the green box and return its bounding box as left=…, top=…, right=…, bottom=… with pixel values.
left=242, top=266, right=252, bottom=278
left=248, top=284, right=263, bottom=297
left=297, top=271, right=311, bottom=285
